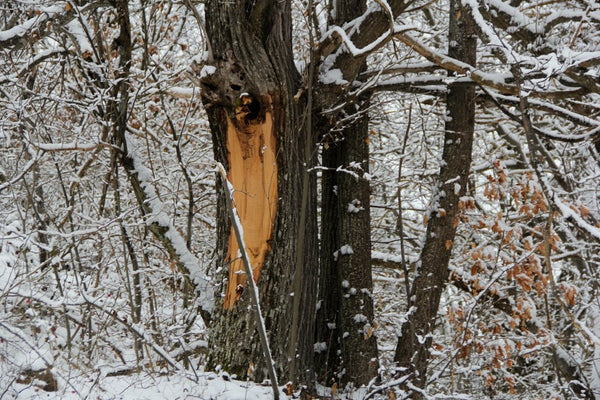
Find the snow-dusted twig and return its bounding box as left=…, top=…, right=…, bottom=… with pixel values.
left=215, top=162, right=280, bottom=400
left=364, top=374, right=409, bottom=399
left=0, top=151, right=42, bottom=192
left=512, top=67, right=600, bottom=243
left=79, top=292, right=182, bottom=371
left=0, top=322, right=54, bottom=368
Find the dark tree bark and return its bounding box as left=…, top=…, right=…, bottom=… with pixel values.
left=199, top=0, right=409, bottom=388
left=316, top=100, right=379, bottom=387
left=314, top=0, right=379, bottom=388
left=200, top=0, right=318, bottom=384
left=393, top=0, right=476, bottom=395
left=313, top=3, right=378, bottom=388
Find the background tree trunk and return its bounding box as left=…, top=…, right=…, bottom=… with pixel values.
left=201, top=0, right=318, bottom=383
left=394, top=0, right=476, bottom=395
left=315, top=0, right=379, bottom=388
left=316, top=100, right=379, bottom=387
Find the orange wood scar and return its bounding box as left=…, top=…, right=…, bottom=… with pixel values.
left=223, top=97, right=277, bottom=309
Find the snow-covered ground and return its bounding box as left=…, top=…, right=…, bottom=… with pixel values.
left=6, top=370, right=380, bottom=399
left=7, top=371, right=285, bottom=400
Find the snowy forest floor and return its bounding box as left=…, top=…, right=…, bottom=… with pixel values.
left=7, top=371, right=287, bottom=400
left=1, top=268, right=405, bottom=400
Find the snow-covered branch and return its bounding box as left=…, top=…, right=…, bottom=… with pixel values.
left=322, top=23, right=415, bottom=58
left=0, top=5, right=64, bottom=49
left=0, top=1, right=108, bottom=51
left=124, top=134, right=213, bottom=313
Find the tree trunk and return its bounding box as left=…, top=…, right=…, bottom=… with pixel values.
left=201, top=0, right=318, bottom=384
left=394, top=0, right=476, bottom=395
left=314, top=0, right=379, bottom=388
left=316, top=100, right=379, bottom=387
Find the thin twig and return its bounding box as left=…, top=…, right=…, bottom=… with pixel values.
left=397, top=103, right=412, bottom=305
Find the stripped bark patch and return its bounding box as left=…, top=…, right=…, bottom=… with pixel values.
left=224, top=95, right=277, bottom=309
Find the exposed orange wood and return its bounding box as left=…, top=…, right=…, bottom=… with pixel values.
left=224, top=96, right=277, bottom=309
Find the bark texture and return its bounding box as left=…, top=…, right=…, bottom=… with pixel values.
left=201, top=0, right=318, bottom=384
left=393, top=0, right=476, bottom=395
left=201, top=0, right=414, bottom=387
left=314, top=0, right=379, bottom=388
left=317, top=103, right=378, bottom=386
